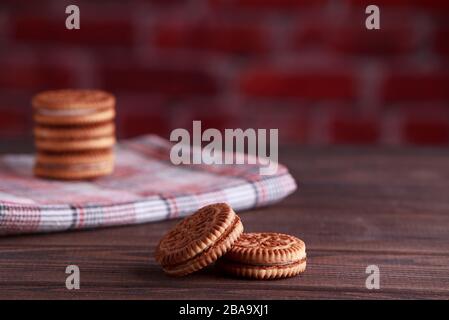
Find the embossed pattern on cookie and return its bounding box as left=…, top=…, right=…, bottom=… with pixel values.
left=155, top=203, right=244, bottom=277
left=217, top=232, right=307, bottom=280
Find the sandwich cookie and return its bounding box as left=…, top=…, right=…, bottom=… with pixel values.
left=34, top=122, right=115, bottom=140
left=155, top=203, right=244, bottom=277
left=32, top=89, right=115, bottom=125
left=32, top=89, right=116, bottom=180
left=34, top=122, right=115, bottom=151
left=34, top=149, right=114, bottom=180
left=35, top=135, right=115, bottom=151
left=217, top=232, right=306, bottom=280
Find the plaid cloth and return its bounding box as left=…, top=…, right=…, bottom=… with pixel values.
left=0, top=135, right=297, bottom=235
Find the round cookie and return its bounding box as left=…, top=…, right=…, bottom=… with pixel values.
left=155, top=203, right=244, bottom=277
left=35, top=135, right=115, bottom=152
left=217, top=232, right=306, bottom=280
left=34, top=122, right=115, bottom=151
left=32, top=89, right=115, bottom=125
left=34, top=149, right=114, bottom=180
left=32, top=89, right=115, bottom=110
left=34, top=122, right=115, bottom=140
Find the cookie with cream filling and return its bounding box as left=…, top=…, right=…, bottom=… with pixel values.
left=155, top=203, right=244, bottom=277
left=34, top=149, right=114, bottom=180
left=32, top=89, right=115, bottom=125
left=217, top=232, right=307, bottom=280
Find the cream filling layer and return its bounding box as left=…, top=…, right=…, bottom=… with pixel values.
left=224, top=255, right=306, bottom=267
left=38, top=161, right=112, bottom=171
left=37, top=108, right=99, bottom=117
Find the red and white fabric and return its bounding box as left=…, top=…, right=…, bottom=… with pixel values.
left=0, top=135, right=297, bottom=235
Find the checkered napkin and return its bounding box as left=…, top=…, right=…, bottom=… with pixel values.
left=0, top=135, right=296, bottom=235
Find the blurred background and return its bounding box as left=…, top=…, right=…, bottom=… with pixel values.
left=0, top=0, right=448, bottom=147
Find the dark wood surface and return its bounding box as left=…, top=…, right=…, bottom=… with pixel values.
left=1, top=145, right=449, bottom=299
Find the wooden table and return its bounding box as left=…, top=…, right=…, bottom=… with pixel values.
left=1, top=145, right=449, bottom=299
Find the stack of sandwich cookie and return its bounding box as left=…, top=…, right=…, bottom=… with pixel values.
left=32, top=89, right=116, bottom=180
left=34, top=150, right=114, bottom=180
left=217, top=233, right=307, bottom=279
left=155, top=203, right=307, bottom=280
left=155, top=203, right=244, bottom=277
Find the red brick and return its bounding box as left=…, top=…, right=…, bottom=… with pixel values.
left=100, top=65, right=218, bottom=97
left=236, top=103, right=310, bottom=143
left=116, top=95, right=170, bottom=138
left=0, top=109, right=30, bottom=137
left=329, top=25, right=414, bottom=56
left=186, top=113, right=236, bottom=132
left=0, top=0, right=51, bottom=9
left=295, top=15, right=416, bottom=56
left=209, top=0, right=327, bottom=10
left=0, top=92, right=32, bottom=110
left=171, top=102, right=239, bottom=134
left=403, top=116, right=449, bottom=145
left=435, top=27, right=449, bottom=59
left=249, top=113, right=308, bottom=143
left=12, top=15, right=134, bottom=46
left=347, top=0, right=449, bottom=12
left=329, top=114, right=380, bottom=144
left=382, top=71, right=449, bottom=102
left=154, top=21, right=268, bottom=54
left=239, top=67, right=356, bottom=101
left=144, top=0, right=187, bottom=5
left=0, top=63, right=74, bottom=90
left=119, top=113, right=170, bottom=138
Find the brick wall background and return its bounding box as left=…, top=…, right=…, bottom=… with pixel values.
left=0, top=0, right=448, bottom=145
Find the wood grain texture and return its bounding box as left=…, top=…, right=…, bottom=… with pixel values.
left=1, top=145, right=449, bottom=299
